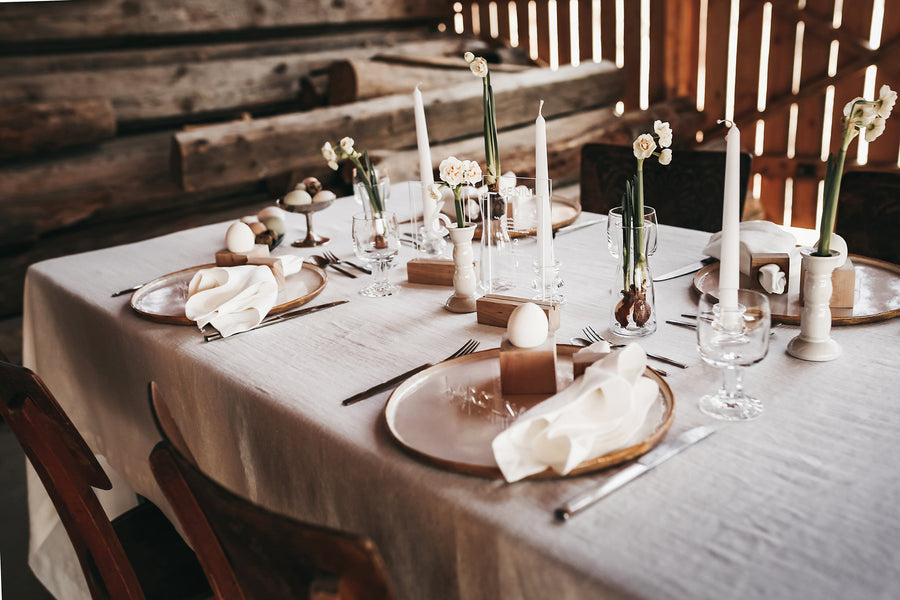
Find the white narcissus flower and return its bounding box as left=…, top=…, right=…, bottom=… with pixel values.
left=877, top=84, right=896, bottom=119
left=633, top=134, right=656, bottom=160
left=322, top=141, right=337, bottom=162
left=464, top=51, right=475, bottom=63
left=439, top=156, right=465, bottom=187
left=653, top=120, right=673, bottom=148
left=339, top=137, right=355, bottom=155
left=658, top=148, right=672, bottom=165
left=864, top=116, right=886, bottom=142
left=844, top=98, right=877, bottom=125
left=469, top=57, right=489, bottom=78
left=461, top=160, right=483, bottom=185
left=427, top=183, right=443, bottom=200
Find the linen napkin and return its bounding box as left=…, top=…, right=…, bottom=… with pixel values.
left=184, top=265, right=278, bottom=338
left=703, top=220, right=797, bottom=293
left=491, top=343, right=659, bottom=483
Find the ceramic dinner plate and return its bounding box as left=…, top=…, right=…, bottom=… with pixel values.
left=384, top=345, right=674, bottom=479
left=130, top=261, right=327, bottom=325
left=473, top=198, right=581, bottom=239
left=692, top=254, right=900, bottom=325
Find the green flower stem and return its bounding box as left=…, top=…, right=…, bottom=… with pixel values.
left=350, top=153, right=382, bottom=216
left=453, top=188, right=465, bottom=229
left=483, top=71, right=501, bottom=190
left=816, top=129, right=851, bottom=257
left=635, top=161, right=647, bottom=265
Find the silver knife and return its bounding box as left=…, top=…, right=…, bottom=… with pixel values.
left=554, top=425, right=716, bottom=521
left=203, top=299, right=348, bottom=342
left=653, top=257, right=716, bottom=282
left=553, top=219, right=603, bottom=237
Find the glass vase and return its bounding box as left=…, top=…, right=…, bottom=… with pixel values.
left=479, top=191, right=516, bottom=294
left=353, top=167, right=391, bottom=218
left=609, top=219, right=657, bottom=337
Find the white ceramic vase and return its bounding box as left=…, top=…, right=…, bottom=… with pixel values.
left=445, top=224, right=478, bottom=313
left=787, top=247, right=843, bottom=361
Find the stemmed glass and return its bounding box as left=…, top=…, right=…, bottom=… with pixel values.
left=696, top=289, right=771, bottom=420
left=607, top=206, right=658, bottom=257
left=351, top=211, right=400, bottom=297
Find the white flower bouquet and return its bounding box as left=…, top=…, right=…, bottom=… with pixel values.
left=321, top=137, right=383, bottom=216
left=432, top=156, right=483, bottom=228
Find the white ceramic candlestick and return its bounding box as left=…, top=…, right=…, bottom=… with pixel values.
left=787, top=248, right=843, bottom=361
left=445, top=224, right=478, bottom=313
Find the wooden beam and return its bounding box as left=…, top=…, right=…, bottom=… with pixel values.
left=0, top=98, right=115, bottom=159
left=0, top=0, right=449, bottom=43
left=172, top=61, right=625, bottom=193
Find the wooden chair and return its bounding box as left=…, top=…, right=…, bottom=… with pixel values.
left=0, top=356, right=211, bottom=600
left=147, top=382, right=395, bottom=600
left=835, top=170, right=900, bottom=265
left=580, top=143, right=753, bottom=232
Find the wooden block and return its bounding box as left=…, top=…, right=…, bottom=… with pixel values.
left=406, top=258, right=457, bottom=286
left=247, top=257, right=285, bottom=288
left=214, top=249, right=283, bottom=287
left=499, top=335, right=558, bottom=396
left=799, top=257, right=856, bottom=308
left=572, top=345, right=611, bottom=379
left=476, top=295, right=561, bottom=331
left=748, top=252, right=791, bottom=293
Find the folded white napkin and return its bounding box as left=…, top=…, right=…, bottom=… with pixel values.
left=491, top=343, right=659, bottom=483
left=184, top=265, right=278, bottom=338
left=703, top=221, right=797, bottom=293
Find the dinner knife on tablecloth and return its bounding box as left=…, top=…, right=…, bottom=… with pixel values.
left=203, top=300, right=348, bottom=342
left=653, top=257, right=716, bottom=282
left=554, top=425, right=716, bottom=521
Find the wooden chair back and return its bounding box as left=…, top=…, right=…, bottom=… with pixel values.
left=836, top=171, right=900, bottom=265
left=0, top=358, right=146, bottom=600
left=580, top=143, right=753, bottom=232
left=147, top=382, right=394, bottom=600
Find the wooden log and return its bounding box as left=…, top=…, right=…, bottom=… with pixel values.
left=0, top=0, right=449, bottom=43
left=173, top=61, right=625, bottom=192
left=328, top=58, right=482, bottom=105
left=0, top=98, right=116, bottom=159
left=0, top=37, right=485, bottom=125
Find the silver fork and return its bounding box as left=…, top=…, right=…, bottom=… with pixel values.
left=342, top=339, right=481, bottom=406
left=583, top=326, right=689, bottom=369
left=323, top=250, right=371, bottom=275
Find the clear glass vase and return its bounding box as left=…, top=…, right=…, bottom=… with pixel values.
left=479, top=191, right=516, bottom=294
left=353, top=167, right=390, bottom=218
left=609, top=220, right=657, bottom=337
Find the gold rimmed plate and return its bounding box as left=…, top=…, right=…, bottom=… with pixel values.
left=692, top=254, right=900, bottom=325
left=383, top=345, right=674, bottom=479
left=472, top=197, right=582, bottom=239
left=131, top=262, right=327, bottom=325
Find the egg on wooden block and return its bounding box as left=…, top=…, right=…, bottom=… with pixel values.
left=500, top=303, right=557, bottom=396
left=572, top=341, right=611, bottom=378
left=225, top=222, right=256, bottom=253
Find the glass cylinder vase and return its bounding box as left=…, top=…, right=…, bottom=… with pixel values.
left=353, top=167, right=391, bottom=218
left=479, top=191, right=516, bottom=294
left=609, top=219, right=657, bottom=337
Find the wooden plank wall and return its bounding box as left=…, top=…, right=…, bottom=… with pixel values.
left=453, top=0, right=900, bottom=228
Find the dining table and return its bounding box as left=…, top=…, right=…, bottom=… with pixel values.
left=21, top=184, right=900, bottom=600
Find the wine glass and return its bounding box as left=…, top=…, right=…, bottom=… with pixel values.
left=351, top=211, right=400, bottom=297
left=696, top=289, right=771, bottom=420
left=607, top=206, right=658, bottom=257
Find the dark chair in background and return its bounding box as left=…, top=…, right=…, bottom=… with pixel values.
left=835, top=170, right=900, bottom=265
left=0, top=354, right=210, bottom=600
left=147, top=382, right=394, bottom=600
left=580, top=143, right=753, bottom=232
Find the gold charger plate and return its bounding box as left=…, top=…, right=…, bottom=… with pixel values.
left=131, top=262, right=327, bottom=325
left=383, top=345, right=674, bottom=479
left=691, top=255, right=900, bottom=325
left=472, top=197, right=582, bottom=240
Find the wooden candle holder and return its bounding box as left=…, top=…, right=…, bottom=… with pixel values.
left=476, top=295, right=561, bottom=330
left=406, top=258, right=470, bottom=286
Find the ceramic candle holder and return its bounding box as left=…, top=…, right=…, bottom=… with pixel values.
left=787, top=247, right=844, bottom=362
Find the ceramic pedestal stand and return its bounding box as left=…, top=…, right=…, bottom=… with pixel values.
left=787, top=248, right=843, bottom=361
left=445, top=224, right=478, bottom=313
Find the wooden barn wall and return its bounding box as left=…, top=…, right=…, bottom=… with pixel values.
left=453, top=0, right=900, bottom=228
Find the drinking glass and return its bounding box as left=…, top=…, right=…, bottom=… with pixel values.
left=696, top=289, right=771, bottom=420
left=351, top=211, right=400, bottom=297
left=607, top=206, right=658, bottom=257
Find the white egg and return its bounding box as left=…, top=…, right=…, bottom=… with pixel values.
left=283, top=190, right=312, bottom=206
left=312, top=190, right=336, bottom=203
left=225, top=222, right=256, bottom=253
left=257, top=205, right=285, bottom=221
left=240, top=215, right=258, bottom=224
left=507, top=303, right=548, bottom=348
left=259, top=215, right=285, bottom=237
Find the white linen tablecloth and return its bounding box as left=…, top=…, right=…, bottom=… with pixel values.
left=22, top=189, right=900, bottom=600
